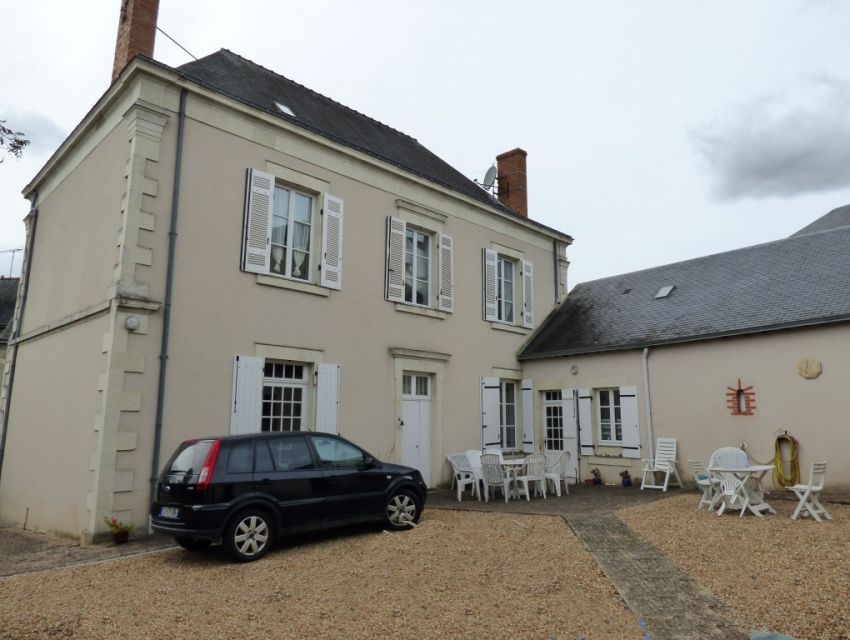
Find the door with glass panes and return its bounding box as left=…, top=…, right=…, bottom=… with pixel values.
left=543, top=390, right=578, bottom=483
left=400, top=372, right=431, bottom=486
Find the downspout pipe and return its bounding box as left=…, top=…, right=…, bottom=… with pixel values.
left=0, top=195, right=39, bottom=482
left=642, top=347, right=655, bottom=461
left=149, top=88, right=187, bottom=513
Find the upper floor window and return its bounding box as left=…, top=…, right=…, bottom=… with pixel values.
left=405, top=228, right=431, bottom=306
left=482, top=248, right=534, bottom=328
left=241, top=168, right=344, bottom=290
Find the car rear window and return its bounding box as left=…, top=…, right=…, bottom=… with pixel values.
left=167, top=440, right=213, bottom=475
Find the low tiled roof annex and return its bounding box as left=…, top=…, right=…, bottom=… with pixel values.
left=519, top=217, right=850, bottom=360
left=173, top=49, right=570, bottom=241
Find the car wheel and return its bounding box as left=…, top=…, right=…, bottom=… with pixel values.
left=224, top=509, right=274, bottom=562
left=385, top=489, right=421, bottom=530
left=174, top=536, right=212, bottom=552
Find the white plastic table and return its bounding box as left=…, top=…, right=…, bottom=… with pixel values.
left=709, top=464, right=776, bottom=516
left=501, top=458, right=526, bottom=499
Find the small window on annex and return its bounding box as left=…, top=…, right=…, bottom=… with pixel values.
left=543, top=390, right=564, bottom=451
left=597, top=388, right=622, bottom=443
left=262, top=361, right=310, bottom=432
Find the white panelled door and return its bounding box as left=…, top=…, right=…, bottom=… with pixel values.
left=401, top=373, right=431, bottom=486
left=561, top=389, right=579, bottom=482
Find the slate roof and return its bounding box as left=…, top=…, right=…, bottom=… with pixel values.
left=790, top=204, right=850, bottom=237
left=0, top=277, right=19, bottom=344
left=519, top=216, right=850, bottom=359
left=173, top=50, right=566, bottom=237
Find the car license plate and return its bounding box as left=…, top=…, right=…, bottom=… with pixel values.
left=159, top=506, right=179, bottom=519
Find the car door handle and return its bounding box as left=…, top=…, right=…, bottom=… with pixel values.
left=258, top=478, right=272, bottom=485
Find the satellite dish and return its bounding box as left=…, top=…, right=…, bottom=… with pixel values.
left=482, top=164, right=497, bottom=189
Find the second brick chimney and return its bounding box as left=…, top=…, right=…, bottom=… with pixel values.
left=111, top=0, right=160, bottom=82
left=496, top=148, right=528, bottom=218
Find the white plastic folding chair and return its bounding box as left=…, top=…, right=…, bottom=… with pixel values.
left=515, top=453, right=547, bottom=501
left=687, top=459, right=717, bottom=510
left=544, top=451, right=570, bottom=497
left=640, top=438, right=683, bottom=491
left=446, top=453, right=479, bottom=502
left=480, top=453, right=512, bottom=503
left=789, top=462, right=832, bottom=522
left=716, top=476, right=749, bottom=517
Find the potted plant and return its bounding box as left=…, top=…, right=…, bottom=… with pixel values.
left=620, top=469, right=633, bottom=487
left=103, top=516, right=131, bottom=544
left=590, top=468, right=602, bottom=485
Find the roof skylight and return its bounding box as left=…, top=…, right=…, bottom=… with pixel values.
left=655, top=285, right=676, bottom=299
left=275, top=101, right=295, bottom=117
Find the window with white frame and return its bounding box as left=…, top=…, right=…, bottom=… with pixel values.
left=500, top=380, right=517, bottom=449
left=543, top=390, right=564, bottom=450
left=386, top=216, right=454, bottom=312
left=241, top=168, right=344, bottom=290
left=482, top=248, right=534, bottom=328
left=597, top=388, right=622, bottom=443
left=402, top=373, right=430, bottom=398
left=262, top=361, right=310, bottom=432
left=496, top=255, right=516, bottom=323
left=404, top=228, right=431, bottom=306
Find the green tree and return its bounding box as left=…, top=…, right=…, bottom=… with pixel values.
left=0, top=120, right=29, bottom=160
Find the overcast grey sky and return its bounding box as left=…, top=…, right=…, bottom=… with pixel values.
left=2, top=1, right=850, bottom=286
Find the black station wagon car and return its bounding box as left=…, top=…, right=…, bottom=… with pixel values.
left=150, top=432, right=427, bottom=561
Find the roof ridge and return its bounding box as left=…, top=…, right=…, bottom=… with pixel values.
left=217, top=49, right=422, bottom=145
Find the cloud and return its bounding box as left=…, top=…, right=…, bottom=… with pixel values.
left=1, top=108, right=67, bottom=155
left=692, top=76, right=850, bottom=199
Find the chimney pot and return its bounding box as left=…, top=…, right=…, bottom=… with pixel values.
left=496, top=148, right=528, bottom=218
left=111, top=0, right=160, bottom=82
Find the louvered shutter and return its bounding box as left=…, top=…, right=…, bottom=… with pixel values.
left=482, top=248, right=497, bottom=321
left=315, top=363, right=341, bottom=434
left=230, top=356, right=264, bottom=435
left=521, top=379, right=534, bottom=453
left=619, top=386, right=641, bottom=459
left=578, top=388, right=594, bottom=456
left=385, top=216, right=406, bottom=302
left=522, top=259, right=534, bottom=328
left=320, top=195, right=344, bottom=290
left=241, top=169, right=274, bottom=274
left=481, top=377, right=501, bottom=448
left=562, top=389, right=579, bottom=483
left=438, top=234, right=454, bottom=312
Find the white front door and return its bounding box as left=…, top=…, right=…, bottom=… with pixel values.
left=401, top=373, right=431, bottom=486
left=543, top=390, right=579, bottom=483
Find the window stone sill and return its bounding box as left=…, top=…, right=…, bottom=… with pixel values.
left=257, top=274, right=330, bottom=297
left=489, top=321, right=529, bottom=335
left=393, top=303, right=447, bottom=320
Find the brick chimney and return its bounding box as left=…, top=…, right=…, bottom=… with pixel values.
left=496, top=148, right=528, bottom=218
left=111, top=0, right=160, bottom=82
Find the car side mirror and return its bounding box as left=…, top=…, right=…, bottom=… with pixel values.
left=361, top=456, right=375, bottom=469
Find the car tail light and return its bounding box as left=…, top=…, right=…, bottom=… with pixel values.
left=196, top=439, right=221, bottom=490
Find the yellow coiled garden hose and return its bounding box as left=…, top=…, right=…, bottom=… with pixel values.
left=748, top=433, right=800, bottom=489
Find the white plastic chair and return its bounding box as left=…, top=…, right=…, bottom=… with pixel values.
left=515, top=453, right=547, bottom=501
left=708, top=447, right=748, bottom=470
left=465, top=449, right=484, bottom=493
left=483, top=448, right=504, bottom=461
left=544, top=451, right=571, bottom=496
left=480, top=453, right=512, bottom=503
left=716, top=476, right=749, bottom=517
left=640, top=437, right=683, bottom=491
left=789, top=462, right=832, bottom=522
left=446, top=453, right=479, bottom=502
left=687, top=459, right=717, bottom=510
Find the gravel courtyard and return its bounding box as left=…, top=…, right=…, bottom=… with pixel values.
left=0, top=510, right=637, bottom=640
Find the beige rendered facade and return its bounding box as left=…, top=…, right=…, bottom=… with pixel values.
left=0, top=58, right=571, bottom=540
left=521, top=323, right=850, bottom=491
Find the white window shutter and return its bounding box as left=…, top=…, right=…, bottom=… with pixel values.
left=481, top=377, right=501, bottom=448
left=482, top=248, right=497, bottom=321
left=619, top=385, right=641, bottom=459
left=230, top=356, right=264, bottom=435
left=561, top=389, right=579, bottom=483
left=241, top=169, right=274, bottom=274
left=320, top=194, right=344, bottom=290
left=385, top=216, right=406, bottom=302
left=521, top=379, right=534, bottom=453
left=315, top=363, right=341, bottom=434
left=438, top=234, right=454, bottom=313
left=578, top=388, right=594, bottom=456
left=522, top=259, right=534, bottom=328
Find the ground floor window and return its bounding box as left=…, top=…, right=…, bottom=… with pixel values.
left=597, top=388, right=622, bottom=443
left=543, top=390, right=563, bottom=450
left=500, top=380, right=517, bottom=449
left=262, top=361, right=309, bottom=432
